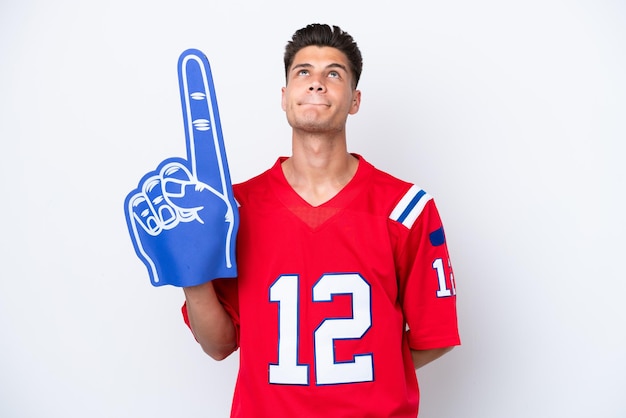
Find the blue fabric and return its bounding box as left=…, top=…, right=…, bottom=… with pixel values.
left=124, top=49, right=239, bottom=287
left=429, top=226, right=446, bottom=247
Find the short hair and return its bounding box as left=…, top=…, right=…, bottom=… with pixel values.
left=283, top=23, right=363, bottom=89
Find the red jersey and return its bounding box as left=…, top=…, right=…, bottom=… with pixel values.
left=186, top=155, right=459, bottom=417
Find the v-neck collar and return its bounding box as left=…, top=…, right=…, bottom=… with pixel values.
left=268, top=154, right=373, bottom=229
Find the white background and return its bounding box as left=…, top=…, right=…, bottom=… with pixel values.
left=1, top=1, right=625, bottom=417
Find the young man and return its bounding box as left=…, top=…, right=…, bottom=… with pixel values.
left=183, top=23, right=460, bottom=417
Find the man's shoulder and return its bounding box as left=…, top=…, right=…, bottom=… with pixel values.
left=232, top=158, right=283, bottom=204
left=234, top=169, right=270, bottom=190
left=357, top=156, right=436, bottom=228
left=360, top=156, right=417, bottom=198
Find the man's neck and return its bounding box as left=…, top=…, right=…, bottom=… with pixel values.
left=282, top=132, right=358, bottom=206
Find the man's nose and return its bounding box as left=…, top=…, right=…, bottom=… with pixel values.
left=308, top=78, right=326, bottom=92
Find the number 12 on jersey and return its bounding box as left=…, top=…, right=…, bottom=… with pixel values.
left=269, top=273, right=374, bottom=386
left=433, top=257, right=456, bottom=297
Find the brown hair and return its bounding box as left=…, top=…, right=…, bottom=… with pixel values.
left=284, top=24, right=363, bottom=89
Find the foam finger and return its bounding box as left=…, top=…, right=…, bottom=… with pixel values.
left=177, top=49, right=229, bottom=194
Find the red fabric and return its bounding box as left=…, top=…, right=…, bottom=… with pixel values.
left=183, top=156, right=460, bottom=417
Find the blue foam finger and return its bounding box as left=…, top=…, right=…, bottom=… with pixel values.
left=124, top=49, right=239, bottom=287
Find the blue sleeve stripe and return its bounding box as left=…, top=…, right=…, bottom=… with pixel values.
left=389, top=185, right=432, bottom=229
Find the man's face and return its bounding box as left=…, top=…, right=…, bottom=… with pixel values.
left=282, top=46, right=361, bottom=134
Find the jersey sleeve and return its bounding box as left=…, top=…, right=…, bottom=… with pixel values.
left=394, top=197, right=460, bottom=351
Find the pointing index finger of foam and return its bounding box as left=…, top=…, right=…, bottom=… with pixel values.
left=178, top=49, right=228, bottom=195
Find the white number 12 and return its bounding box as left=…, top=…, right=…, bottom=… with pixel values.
left=269, top=273, right=374, bottom=386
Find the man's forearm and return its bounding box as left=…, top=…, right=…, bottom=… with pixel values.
left=183, top=281, right=237, bottom=360
left=410, top=347, right=454, bottom=369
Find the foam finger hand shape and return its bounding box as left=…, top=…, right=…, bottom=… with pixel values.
left=124, top=50, right=239, bottom=287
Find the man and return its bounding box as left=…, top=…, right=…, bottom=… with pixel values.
left=183, top=23, right=460, bottom=417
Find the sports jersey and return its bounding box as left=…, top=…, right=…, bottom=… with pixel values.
left=184, top=155, right=460, bottom=417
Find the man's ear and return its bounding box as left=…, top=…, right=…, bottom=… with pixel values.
left=349, top=89, right=362, bottom=115
left=281, top=86, right=287, bottom=111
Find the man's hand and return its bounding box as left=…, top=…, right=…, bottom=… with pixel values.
left=124, top=49, right=238, bottom=287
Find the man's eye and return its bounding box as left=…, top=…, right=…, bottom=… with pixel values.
left=328, top=71, right=340, bottom=78
left=298, top=69, right=309, bottom=76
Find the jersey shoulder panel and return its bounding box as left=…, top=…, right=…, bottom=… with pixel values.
left=362, top=162, right=432, bottom=230
left=233, top=158, right=283, bottom=207
left=388, top=184, right=433, bottom=230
